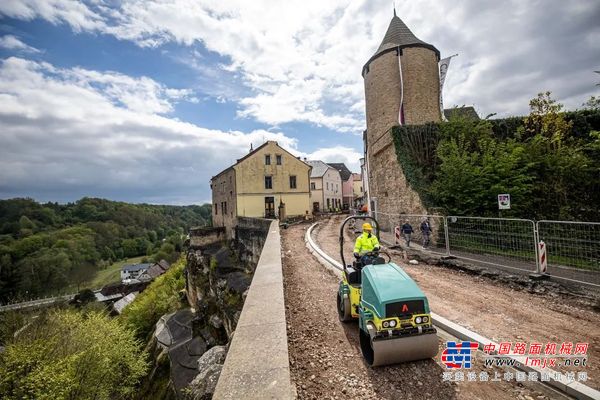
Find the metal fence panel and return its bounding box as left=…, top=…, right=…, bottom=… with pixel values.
left=537, top=221, right=600, bottom=287
left=445, top=216, right=538, bottom=274
left=375, top=212, right=447, bottom=255
left=373, top=209, right=600, bottom=289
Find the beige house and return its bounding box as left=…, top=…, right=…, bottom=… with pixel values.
left=211, top=141, right=311, bottom=235
left=307, top=160, right=343, bottom=213
left=352, top=173, right=363, bottom=206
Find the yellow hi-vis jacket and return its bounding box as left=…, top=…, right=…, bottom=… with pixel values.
left=353, top=232, right=380, bottom=254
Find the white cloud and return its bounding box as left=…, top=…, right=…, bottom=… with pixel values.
left=0, top=57, right=300, bottom=203
left=0, top=0, right=106, bottom=32
left=303, top=146, right=363, bottom=173
left=0, top=35, right=40, bottom=53
left=64, top=67, right=198, bottom=114
left=3, top=0, right=598, bottom=127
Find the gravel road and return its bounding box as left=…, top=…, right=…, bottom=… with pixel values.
left=282, top=219, right=562, bottom=399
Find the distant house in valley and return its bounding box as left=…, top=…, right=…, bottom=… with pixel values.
left=307, top=160, right=343, bottom=213
left=112, top=292, right=138, bottom=314
left=138, top=259, right=171, bottom=282
left=327, top=163, right=354, bottom=209
left=211, top=141, right=312, bottom=236
left=121, top=263, right=152, bottom=281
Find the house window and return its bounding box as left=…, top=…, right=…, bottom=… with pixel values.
left=289, top=175, right=297, bottom=189
left=310, top=182, right=316, bottom=190
left=276, top=155, right=282, bottom=165
left=265, top=154, right=271, bottom=165
left=265, top=176, right=273, bottom=189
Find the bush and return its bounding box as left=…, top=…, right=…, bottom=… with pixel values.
left=119, top=258, right=186, bottom=340
left=0, top=309, right=148, bottom=400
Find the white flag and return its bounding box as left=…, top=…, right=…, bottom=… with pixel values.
left=439, top=56, right=453, bottom=121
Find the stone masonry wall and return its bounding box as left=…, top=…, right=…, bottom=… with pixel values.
left=364, top=46, right=441, bottom=216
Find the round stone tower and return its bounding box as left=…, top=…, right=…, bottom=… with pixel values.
left=363, top=11, right=441, bottom=217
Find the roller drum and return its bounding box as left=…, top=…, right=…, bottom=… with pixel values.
left=360, top=325, right=439, bottom=367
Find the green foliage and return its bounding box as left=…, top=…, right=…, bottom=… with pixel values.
left=391, top=123, right=440, bottom=206
left=0, top=198, right=211, bottom=301
left=391, top=96, right=600, bottom=220
left=119, top=258, right=186, bottom=340
left=583, top=95, right=600, bottom=111
left=429, top=117, right=535, bottom=216
left=0, top=309, right=148, bottom=400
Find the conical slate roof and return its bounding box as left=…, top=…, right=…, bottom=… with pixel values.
left=376, top=13, right=430, bottom=53
left=363, top=12, right=439, bottom=75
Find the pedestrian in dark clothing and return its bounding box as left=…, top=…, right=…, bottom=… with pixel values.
left=400, top=220, right=414, bottom=247
left=420, top=219, right=432, bottom=248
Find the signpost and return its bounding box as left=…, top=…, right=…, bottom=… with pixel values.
left=498, top=194, right=510, bottom=210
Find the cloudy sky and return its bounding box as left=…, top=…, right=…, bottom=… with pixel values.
left=0, top=0, right=598, bottom=205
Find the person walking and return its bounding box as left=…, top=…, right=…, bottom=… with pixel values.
left=400, top=220, right=414, bottom=247
left=420, top=219, right=432, bottom=248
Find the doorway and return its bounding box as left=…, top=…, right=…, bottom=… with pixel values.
left=265, top=197, right=275, bottom=218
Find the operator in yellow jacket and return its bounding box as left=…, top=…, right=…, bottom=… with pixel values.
left=353, top=222, right=380, bottom=258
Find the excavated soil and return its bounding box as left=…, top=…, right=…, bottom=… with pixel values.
left=282, top=220, right=561, bottom=399
left=311, top=215, right=600, bottom=392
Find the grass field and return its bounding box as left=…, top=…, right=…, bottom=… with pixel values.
left=84, top=256, right=146, bottom=290
left=62, top=256, right=146, bottom=293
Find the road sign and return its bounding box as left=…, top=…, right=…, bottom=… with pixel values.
left=498, top=194, right=511, bottom=210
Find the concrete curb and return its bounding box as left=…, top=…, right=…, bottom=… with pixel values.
left=213, top=221, right=294, bottom=400
left=306, top=222, right=600, bottom=400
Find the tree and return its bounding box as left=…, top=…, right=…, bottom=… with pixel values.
left=582, top=95, right=600, bottom=111
left=72, top=289, right=97, bottom=306
left=0, top=309, right=148, bottom=400
left=524, top=91, right=573, bottom=148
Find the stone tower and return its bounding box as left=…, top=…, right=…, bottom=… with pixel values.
left=363, top=10, right=441, bottom=216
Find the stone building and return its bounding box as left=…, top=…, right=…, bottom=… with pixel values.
left=306, top=160, right=343, bottom=213
left=327, top=163, right=354, bottom=209
left=351, top=173, right=363, bottom=206
left=211, top=141, right=311, bottom=236
left=363, top=10, right=442, bottom=216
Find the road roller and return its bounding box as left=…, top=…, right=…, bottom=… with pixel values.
left=336, top=215, right=438, bottom=367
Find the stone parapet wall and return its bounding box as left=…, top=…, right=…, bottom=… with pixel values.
left=189, top=226, right=226, bottom=249
left=213, top=221, right=293, bottom=399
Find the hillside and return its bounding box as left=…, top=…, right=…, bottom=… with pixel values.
left=0, top=197, right=211, bottom=302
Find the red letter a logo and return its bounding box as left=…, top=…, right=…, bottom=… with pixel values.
left=402, top=304, right=409, bottom=312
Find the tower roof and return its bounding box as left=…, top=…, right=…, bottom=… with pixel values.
left=363, top=12, right=440, bottom=75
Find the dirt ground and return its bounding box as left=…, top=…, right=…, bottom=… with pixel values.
left=282, top=220, right=563, bottom=400
left=310, top=215, right=600, bottom=392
